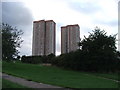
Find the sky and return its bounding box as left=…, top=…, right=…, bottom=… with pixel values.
left=2, top=0, right=119, bottom=56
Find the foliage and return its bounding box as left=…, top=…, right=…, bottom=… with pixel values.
left=21, top=53, right=55, bottom=64
left=80, top=27, right=119, bottom=72
left=42, top=53, right=55, bottom=63
left=2, top=23, right=23, bottom=61
left=21, top=55, right=42, bottom=64
left=52, top=27, right=120, bottom=73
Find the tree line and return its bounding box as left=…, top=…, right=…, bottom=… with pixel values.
left=51, top=27, right=120, bottom=73
left=2, top=23, right=120, bottom=73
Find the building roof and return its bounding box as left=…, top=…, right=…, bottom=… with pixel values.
left=45, top=20, right=56, bottom=24
left=61, top=26, right=67, bottom=28
left=67, top=24, right=79, bottom=27
left=33, top=20, right=45, bottom=23
left=61, top=24, right=79, bottom=28
left=33, top=20, right=56, bottom=24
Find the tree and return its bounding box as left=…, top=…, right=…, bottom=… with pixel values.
left=17, top=55, right=21, bottom=60
left=80, top=27, right=118, bottom=72
left=81, top=27, right=116, bottom=53
left=51, top=27, right=119, bottom=72
left=2, top=23, right=23, bottom=61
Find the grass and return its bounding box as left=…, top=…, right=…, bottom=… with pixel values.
left=2, top=78, right=27, bottom=88
left=0, top=61, right=2, bottom=72
left=0, top=77, right=1, bottom=89
left=84, top=72, right=119, bottom=81
left=2, top=61, right=119, bottom=88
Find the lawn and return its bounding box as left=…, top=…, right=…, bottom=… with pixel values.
left=2, top=78, right=27, bottom=88
left=79, top=71, right=119, bottom=81
left=0, top=61, right=2, bottom=72
left=2, top=61, right=119, bottom=88
left=84, top=72, right=119, bottom=81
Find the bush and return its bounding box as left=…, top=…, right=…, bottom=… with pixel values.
left=21, top=53, right=55, bottom=64
left=21, top=55, right=42, bottom=64
left=51, top=49, right=119, bottom=73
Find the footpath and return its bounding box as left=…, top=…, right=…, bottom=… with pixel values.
left=2, top=73, right=71, bottom=89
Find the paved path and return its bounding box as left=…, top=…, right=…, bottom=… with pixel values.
left=2, top=73, right=71, bottom=89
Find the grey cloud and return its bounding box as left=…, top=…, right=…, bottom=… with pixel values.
left=2, top=2, right=33, bottom=26
left=17, top=25, right=33, bottom=56
left=96, top=20, right=118, bottom=27
left=80, top=27, right=92, bottom=39
left=105, top=21, right=117, bottom=26
left=2, top=2, right=33, bottom=56
left=118, top=2, right=120, bottom=26
left=68, top=2, right=101, bottom=14
left=20, top=35, right=32, bottom=56
left=119, top=1, right=120, bottom=11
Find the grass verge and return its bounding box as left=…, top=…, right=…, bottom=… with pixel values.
left=2, top=78, right=27, bottom=88
left=2, top=61, right=119, bottom=88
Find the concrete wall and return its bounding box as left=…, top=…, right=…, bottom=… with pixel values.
left=61, top=27, right=67, bottom=54
left=38, top=20, right=45, bottom=55
left=32, top=20, right=56, bottom=56
left=45, top=20, right=56, bottom=55
left=32, top=20, right=45, bottom=56
left=61, top=24, right=80, bottom=54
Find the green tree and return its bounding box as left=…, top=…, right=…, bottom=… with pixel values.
left=2, top=23, right=23, bottom=61
left=81, top=27, right=116, bottom=54
left=80, top=27, right=118, bottom=72
left=52, top=27, right=119, bottom=72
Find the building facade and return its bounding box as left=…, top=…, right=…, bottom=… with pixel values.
left=61, top=24, right=80, bottom=54
left=32, top=20, right=56, bottom=56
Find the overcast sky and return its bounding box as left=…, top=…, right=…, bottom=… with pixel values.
left=2, top=0, right=119, bottom=56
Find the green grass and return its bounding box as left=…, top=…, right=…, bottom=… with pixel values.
left=2, top=78, right=27, bottom=88
left=84, top=72, right=119, bottom=81
left=2, top=61, right=119, bottom=88
left=0, top=61, right=2, bottom=72
left=0, top=77, right=2, bottom=89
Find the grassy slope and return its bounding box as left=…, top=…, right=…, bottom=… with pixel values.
left=87, top=72, right=118, bottom=80
left=0, top=61, right=2, bottom=72
left=2, top=61, right=119, bottom=88
left=80, top=71, right=118, bottom=81
left=2, top=78, right=27, bottom=88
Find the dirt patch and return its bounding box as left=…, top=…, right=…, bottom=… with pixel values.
left=42, top=63, right=52, bottom=66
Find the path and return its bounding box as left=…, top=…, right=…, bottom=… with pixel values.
left=2, top=73, right=70, bottom=89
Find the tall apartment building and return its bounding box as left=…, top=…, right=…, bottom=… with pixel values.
left=32, top=20, right=56, bottom=56
left=61, top=24, right=80, bottom=54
